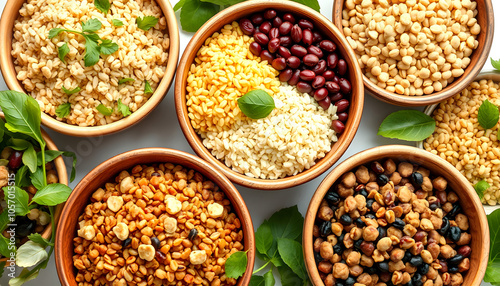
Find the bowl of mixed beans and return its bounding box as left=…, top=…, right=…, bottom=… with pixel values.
left=54, top=148, right=255, bottom=286
left=304, top=145, right=488, bottom=286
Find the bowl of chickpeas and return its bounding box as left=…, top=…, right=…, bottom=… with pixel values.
left=304, top=145, right=488, bottom=286
left=332, top=0, right=494, bottom=106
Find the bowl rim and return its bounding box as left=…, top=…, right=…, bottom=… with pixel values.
left=332, top=0, right=495, bottom=106
left=303, top=145, right=489, bottom=286
left=174, top=0, right=364, bottom=190
left=0, top=0, right=180, bottom=137
left=54, top=147, right=255, bottom=286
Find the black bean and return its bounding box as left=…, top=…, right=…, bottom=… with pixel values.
left=338, top=233, right=345, bottom=244
left=429, top=202, right=440, bottom=211
left=403, top=251, right=412, bottom=263
left=314, top=251, right=323, bottom=264
left=367, top=267, right=377, bottom=274
left=377, top=262, right=389, bottom=272
left=340, top=214, right=352, bottom=225
left=355, top=217, right=365, bottom=227
left=439, top=217, right=450, bottom=235
left=448, top=254, right=464, bottom=265
left=448, top=266, right=459, bottom=273
left=366, top=199, right=374, bottom=209
left=448, top=226, right=461, bottom=242
left=151, top=172, right=161, bottom=177
left=410, top=172, right=423, bottom=186
left=345, top=277, right=355, bottom=286
left=377, top=226, right=386, bottom=241
left=418, top=263, right=429, bottom=275
left=354, top=239, right=363, bottom=250
left=122, top=238, right=132, bottom=248
left=393, top=218, right=405, bottom=230
left=410, top=256, right=423, bottom=267
left=188, top=228, right=198, bottom=240
left=365, top=213, right=375, bottom=220
left=376, top=174, right=390, bottom=186
left=151, top=237, right=161, bottom=249
left=325, top=190, right=341, bottom=205
left=405, top=281, right=414, bottom=286
left=412, top=273, right=423, bottom=286
left=319, top=221, right=332, bottom=237
left=333, top=244, right=343, bottom=254
left=359, top=189, right=368, bottom=197
left=336, top=282, right=345, bottom=286
left=446, top=204, right=461, bottom=219
left=15, top=216, right=36, bottom=237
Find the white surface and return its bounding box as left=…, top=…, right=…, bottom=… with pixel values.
left=0, top=0, right=498, bottom=285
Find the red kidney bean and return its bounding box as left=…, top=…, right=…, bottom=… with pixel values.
left=288, top=69, right=301, bottom=85
left=313, top=88, right=328, bottom=101
left=298, top=19, right=314, bottom=30
left=259, top=21, right=272, bottom=34
left=291, top=24, right=302, bottom=43
left=299, top=70, right=316, bottom=81
left=8, top=151, right=23, bottom=169
left=319, top=40, right=336, bottom=52
left=312, top=60, right=327, bottom=74
left=268, top=38, right=280, bottom=53
left=239, top=18, right=254, bottom=35
left=330, top=92, right=343, bottom=102
left=302, top=29, right=313, bottom=45
left=312, top=76, right=325, bottom=89
left=337, top=59, right=347, bottom=76
left=307, top=45, right=324, bottom=58
left=260, top=50, right=274, bottom=63
left=290, top=45, right=307, bottom=57
left=264, top=9, right=276, bottom=20
left=254, top=32, right=269, bottom=45
left=251, top=14, right=264, bottom=25
left=272, top=58, right=286, bottom=70
left=318, top=96, right=331, bottom=110
left=339, top=78, right=352, bottom=94
left=279, top=22, right=292, bottom=35
left=278, top=46, right=291, bottom=58
left=338, top=112, right=348, bottom=122
left=297, top=82, right=313, bottom=94
left=303, top=54, right=319, bottom=66
left=279, top=36, right=292, bottom=47
left=283, top=13, right=295, bottom=23
left=331, top=120, right=345, bottom=134
left=458, top=246, right=471, bottom=257
left=332, top=76, right=340, bottom=84
left=326, top=81, right=340, bottom=93
left=335, top=99, right=349, bottom=113
left=439, top=260, right=448, bottom=273
left=249, top=42, right=262, bottom=56
left=286, top=56, right=301, bottom=69
left=312, top=31, right=323, bottom=43
left=269, top=28, right=280, bottom=39
left=272, top=17, right=282, bottom=27
left=322, top=70, right=335, bottom=80
left=327, top=53, right=339, bottom=69
left=279, top=69, right=293, bottom=82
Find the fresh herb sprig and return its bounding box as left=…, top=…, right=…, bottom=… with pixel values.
left=237, top=89, right=275, bottom=119
left=94, top=0, right=110, bottom=14
left=225, top=206, right=310, bottom=285
left=136, top=16, right=159, bottom=31
left=485, top=208, right=500, bottom=285
left=474, top=180, right=490, bottom=200
left=49, top=18, right=119, bottom=67
left=378, top=110, right=436, bottom=141
left=0, top=91, right=76, bottom=286
left=478, top=99, right=500, bottom=130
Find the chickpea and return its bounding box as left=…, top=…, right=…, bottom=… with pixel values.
left=440, top=245, right=457, bottom=259
left=455, top=214, right=469, bottom=230
left=332, top=263, right=349, bottom=280
left=377, top=237, right=392, bottom=252
left=342, top=172, right=357, bottom=188
left=318, top=206, right=334, bottom=221
left=357, top=273, right=373, bottom=285
left=355, top=165, right=370, bottom=184
left=360, top=254, right=374, bottom=267
left=346, top=251, right=361, bottom=266
left=320, top=241, right=334, bottom=260
left=432, top=176, right=447, bottom=192
left=398, top=162, right=413, bottom=177
left=313, top=238, right=324, bottom=253
left=390, top=248, right=405, bottom=262
left=456, top=232, right=471, bottom=245
left=363, top=226, right=379, bottom=241
left=318, top=261, right=333, bottom=274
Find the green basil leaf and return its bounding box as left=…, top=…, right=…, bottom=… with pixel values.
left=32, top=183, right=72, bottom=206
left=0, top=261, right=6, bottom=277
left=0, top=234, right=12, bottom=258
left=378, top=110, right=436, bottom=141
left=8, top=138, right=31, bottom=151
left=96, top=104, right=113, bottom=116
left=268, top=205, right=303, bottom=242
left=9, top=268, right=40, bottom=286
left=0, top=211, right=9, bottom=233
left=48, top=28, right=65, bottom=39
left=173, top=0, right=187, bottom=11
left=58, top=42, right=70, bottom=63
left=118, top=78, right=135, bottom=84
left=0, top=91, right=45, bottom=147
left=291, top=0, right=320, bottom=12
left=249, top=275, right=265, bottom=286
left=488, top=208, right=500, bottom=261
left=16, top=240, right=48, bottom=267
left=0, top=119, right=5, bottom=144
left=136, top=15, right=159, bottom=31
left=55, top=102, right=71, bottom=118
left=117, top=99, right=131, bottom=117
left=81, top=18, right=102, bottom=32
left=485, top=261, right=500, bottom=285
left=85, top=32, right=101, bottom=42
left=62, top=86, right=81, bottom=95
left=22, top=144, right=37, bottom=173
left=30, top=168, right=45, bottom=190
left=277, top=265, right=305, bottom=286
left=474, top=180, right=489, bottom=200
left=112, top=19, right=124, bottom=27
left=255, top=220, right=273, bottom=256
left=83, top=37, right=100, bottom=67
left=200, top=0, right=243, bottom=5
left=478, top=99, right=500, bottom=129
left=15, top=165, right=31, bottom=188
left=180, top=0, right=219, bottom=32
left=28, top=233, right=54, bottom=248
left=62, top=151, right=77, bottom=182
left=263, top=268, right=275, bottom=286
left=492, top=58, right=500, bottom=72
left=99, top=39, right=119, bottom=55
left=144, top=80, right=154, bottom=94
left=3, top=186, right=30, bottom=216
left=277, top=238, right=307, bottom=280
left=237, top=90, right=275, bottom=119
left=37, top=150, right=64, bottom=165
left=225, top=251, right=247, bottom=279
left=94, top=0, right=110, bottom=14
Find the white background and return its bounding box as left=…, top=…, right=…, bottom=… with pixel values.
left=0, top=0, right=499, bottom=285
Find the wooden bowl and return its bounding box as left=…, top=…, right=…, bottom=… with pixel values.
left=0, top=0, right=179, bottom=137
left=0, top=116, right=68, bottom=264
left=175, top=0, right=364, bottom=190
left=55, top=148, right=255, bottom=286
left=332, top=0, right=494, bottom=106
left=303, top=145, right=489, bottom=286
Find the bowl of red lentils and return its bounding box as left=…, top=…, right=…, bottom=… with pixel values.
left=174, top=0, right=364, bottom=190
left=332, top=0, right=494, bottom=106
left=304, top=145, right=489, bottom=286
left=54, top=148, right=255, bottom=286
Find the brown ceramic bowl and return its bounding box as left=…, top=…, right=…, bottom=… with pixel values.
left=332, top=0, right=494, bottom=106
left=303, top=145, right=489, bottom=286
left=0, top=0, right=179, bottom=137
left=175, top=0, right=364, bottom=190
left=0, top=114, right=68, bottom=264
left=55, top=148, right=255, bottom=286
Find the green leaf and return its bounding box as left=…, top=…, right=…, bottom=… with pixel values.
left=118, top=78, right=135, bottom=84
left=478, top=99, right=500, bottom=129
left=58, top=43, right=70, bottom=63
left=30, top=168, right=45, bottom=190
left=263, top=268, right=275, bottom=286
left=249, top=275, right=266, bottom=286
left=117, top=99, right=131, bottom=117
left=112, top=19, right=124, bottom=27
left=8, top=138, right=31, bottom=151
left=97, top=104, right=113, bottom=116
left=486, top=208, right=500, bottom=284
left=492, top=58, right=500, bottom=72
left=62, top=86, right=81, bottom=95
left=144, top=80, right=154, bottom=94
left=48, top=28, right=65, bottom=39
left=94, top=0, right=110, bottom=14
left=237, top=89, right=275, bottom=119
left=378, top=110, right=436, bottom=141
left=16, top=241, right=48, bottom=267
left=83, top=37, right=100, bottom=67
left=277, top=238, right=307, bottom=280
left=22, top=144, right=37, bottom=173
left=268, top=206, right=304, bottom=242
left=0, top=211, right=9, bottom=233
left=180, top=0, right=219, bottom=33
left=485, top=260, right=500, bottom=284
left=4, top=186, right=30, bottom=216
left=173, top=0, right=187, bottom=11
left=9, top=268, right=39, bottom=286
left=136, top=15, right=159, bottom=31
left=255, top=220, right=273, bottom=256
left=55, top=102, right=71, bottom=118
left=62, top=151, right=77, bottom=182
left=291, top=0, right=320, bottom=12
left=277, top=265, right=305, bottom=286
left=37, top=150, right=64, bottom=165
left=28, top=233, right=54, bottom=248
left=225, top=251, right=247, bottom=279
left=32, top=183, right=72, bottom=206
left=0, top=234, right=12, bottom=258
left=15, top=165, right=31, bottom=188
left=81, top=18, right=102, bottom=32
left=200, top=0, right=243, bottom=5
left=474, top=180, right=489, bottom=200
left=0, top=261, right=6, bottom=277
left=99, top=39, right=119, bottom=55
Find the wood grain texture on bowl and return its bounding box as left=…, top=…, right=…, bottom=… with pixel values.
left=303, top=145, right=489, bottom=286
left=332, top=0, right=494, bottom=106
left=55, top=148, right=255, bottom=286
left=175, top=0, right=364, bottom=190
left=0, top=0, right=179, bottom=137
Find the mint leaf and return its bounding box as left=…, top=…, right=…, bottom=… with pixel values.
left=9, top=268, right=39, bottom=286
left=250, top=275, right=265, bottom=286
left=144, top=80, right=153, bottom=94
left=16, top=241, right=48, bottom=267
left=292, top=0, right=320, bottom=12
left=28, top=233, right=54, bottom=248
left=94, top=0, right=110, bottom=14
left=492, top=58, right=500, bottom=71
left=30, top=167, right=45, bottom=190
left=0, top=234, right=12, bottom=258
left=32, top=183, right=72, bottom=206
left=112, top=19, right=124, bottom=27
left=136, top=15, right=159, bottom=31
left=277, top=238, right=307, bottom=280
left=48, top=28, right=65, bottom=39
left=3, top=186, right=30, bottom=216
left=255, top=220, right=273, bottom=256
left=478, top=99, right=500, bottom=129
left=173, top=0, right=187, bottom=11
left=225, top=251, right=247, bottom=279
left=83, top=36, right=100, bottom=67
left=474, top=180, right=489, bottom=199
left=81, top=18, right=102, bottom=32
left=55, top=103, right=71, bottom=118
left=117, top=99, right=131, bottom=117
left=237, top=89, right=275, bottom=119
left=486, top=208, right=500, bottom=284
left=99, top=39, right=119, bottom=55
left=278, top=265, right=305, bottom=286
left=378, top=110, right=436, bottom=141
left=263, top=269, right=275, bottom=286
left=96, top=104, right=113, bottom=116
left=119, top=78, right=135, bottom=84
left=22, top=143, right=37, bottom=173
left=62, top=86, right=81, bottom=95
left=58, top=43, right=70, bottom=63
left=180, top=0, right=219, bottom=32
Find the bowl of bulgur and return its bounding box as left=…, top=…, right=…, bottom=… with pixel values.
left=55, top=148, right=255, bottom=286
left=304, top=145, right=489, bottom=286
left=332, top=0, right=494, bottom=106
left=0, top=0, right=179, bottom=136
left=175, top=0, right=364, bottom=190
